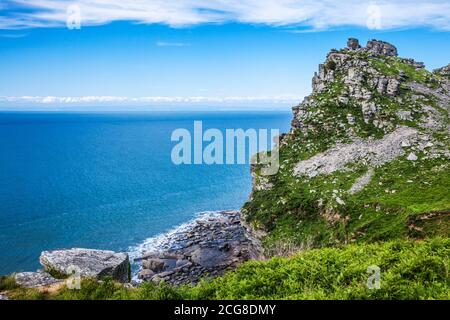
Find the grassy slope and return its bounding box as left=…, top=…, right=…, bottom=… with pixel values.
left=3, top=238, right=448, bottom=300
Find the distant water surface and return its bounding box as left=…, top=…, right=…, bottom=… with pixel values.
left=0, top=111, right=291, bottom=274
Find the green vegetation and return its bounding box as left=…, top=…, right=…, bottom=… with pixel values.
left=0, top=275, right=19, bottom=291
left=370, top=57, right=431, bottom=83
left=46, top=268, right=70, bottom=280
left=4, top=238, right=449, bottom=300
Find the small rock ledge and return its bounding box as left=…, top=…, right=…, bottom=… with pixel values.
left=12, top=248, right=130, bottom=288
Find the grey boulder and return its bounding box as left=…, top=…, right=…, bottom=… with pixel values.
left=14, top=271, right=61, bottom=288
left=40, top=248, right=130, bottom=283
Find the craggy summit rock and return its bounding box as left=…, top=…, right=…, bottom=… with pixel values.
left=347, top=38, right=361, bottom=50
left=364, top=39, right=398, bottom=56
left=40, top=248, right=130, bottom=283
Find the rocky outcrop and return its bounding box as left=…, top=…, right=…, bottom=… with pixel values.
left=292, top=38, right=449, bottom=139
left=250, top=163, right=273, bottom=192
left=40, top=248, right=130, bottom=283
left=14, top=271, right=61, bottom=288
left=347, top=38, right=361, bottom=50
left=346, top=38, right=397, bottom=56
left=434, top=64, right=450, bottom=79
left=364, top=39, right=398, bottom=56
left=137, top=211, right=261, bottom=285
left=303, top=39, right=414, bottom=133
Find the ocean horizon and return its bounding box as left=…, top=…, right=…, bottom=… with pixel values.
left=0, top=110, right=291, bottom=275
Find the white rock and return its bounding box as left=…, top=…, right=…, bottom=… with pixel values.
left=407, top=152, right=418, bottom=161
left=401, top=140, right=411, bottom=147
left=348, top=169, right=374, bottom=194
left=40, top=248, right=130, bottom=283
left=336, top=197, right=345, bottom=205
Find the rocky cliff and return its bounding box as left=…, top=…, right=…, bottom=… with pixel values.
left=243, top=38, right=449, bottom=253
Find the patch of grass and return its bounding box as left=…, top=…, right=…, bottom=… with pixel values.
left=182, top=238, right=449, bottom=300
left=53, top=278, right=183, bottom=300
left=370, top=57, right=431, bottom=84
left=0, top=275, right=19, bottom=291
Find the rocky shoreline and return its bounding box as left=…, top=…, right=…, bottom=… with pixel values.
left=6, top=210, right=261, bottom=289
left=136, top=210, right=262, bottom=286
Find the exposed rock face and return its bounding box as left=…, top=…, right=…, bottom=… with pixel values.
left=364, top=39, right=398, bottom=56
left=14, top=271, right=61, bottom=288
left=250, top=163, right=273, bottom=192
left=137, top=211, right=261, bottom=285
left=347, top=38, right=360, bottom=50
left=434, top=64, right=450, bottom=79
left=0, top=294, right=8, bottom=300
left=40, top=248, right=130, bottom=283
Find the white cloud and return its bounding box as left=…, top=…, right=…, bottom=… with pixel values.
left=1, top=0, right=450, bottom=30
left=0, top=95, right=300, bottom=105
left=156, top=41, right=191, bottom=47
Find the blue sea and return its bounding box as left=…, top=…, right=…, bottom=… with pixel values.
left=0, top=111, right=291, bottom=275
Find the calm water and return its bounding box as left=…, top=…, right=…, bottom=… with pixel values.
left=0, top=111, right=291, bottom=274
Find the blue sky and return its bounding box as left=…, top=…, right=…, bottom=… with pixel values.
left=0, top=0, right=449, bottom=110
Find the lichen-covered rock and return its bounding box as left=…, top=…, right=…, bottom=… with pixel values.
left=364, top=39, right=398, bottom=56
left=347, top=38, right=360, bottom=50
left=40, top=248, right=130, bottom=283
left=14, top=271, right=61, bottom=288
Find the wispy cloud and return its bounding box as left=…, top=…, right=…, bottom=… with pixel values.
left=1, top=0, right=449, bottom=31
left=0, top=32, right=28, bottom=38
left=156, top=41, right=191, bottom=47
left=0, top=95, right=300, bottom=105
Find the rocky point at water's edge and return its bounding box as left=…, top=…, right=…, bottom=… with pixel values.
left=133, top=210, right=262, bottom=286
